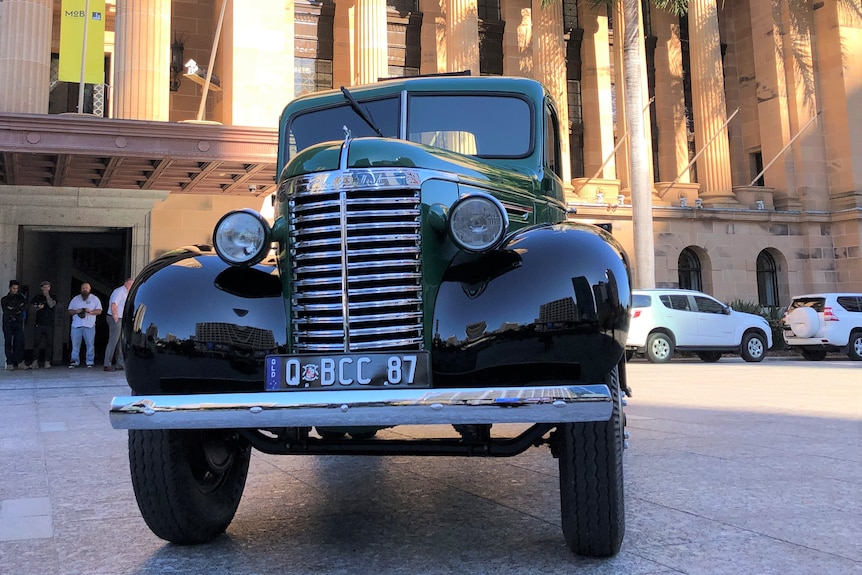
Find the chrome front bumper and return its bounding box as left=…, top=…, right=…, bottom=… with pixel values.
left=109, top=385, right=612, bottom=430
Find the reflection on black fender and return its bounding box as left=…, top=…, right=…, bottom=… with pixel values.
left=122, top=249, right=288, bottom=395
left=431, top=223, right=630, bottom=386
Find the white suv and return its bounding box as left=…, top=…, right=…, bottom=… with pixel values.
left=626, top=289, right=772, bottom=363
left=782, top=294, right=862, bottom=361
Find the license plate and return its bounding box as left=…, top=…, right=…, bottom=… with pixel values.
left=265, top=352, right=430, bottom=390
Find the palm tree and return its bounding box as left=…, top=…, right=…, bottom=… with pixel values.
left=591, top=0, right=688, bottom=288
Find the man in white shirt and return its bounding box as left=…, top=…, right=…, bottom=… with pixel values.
left=67, top=282, right=102, bottom=368
left=103, top=278, right=133, bottom=372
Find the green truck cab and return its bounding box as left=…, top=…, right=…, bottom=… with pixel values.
left=110, top=75, right=632, bottom=557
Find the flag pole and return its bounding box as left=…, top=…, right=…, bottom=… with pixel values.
left=196, top=0, right=227, bottom=122
left=77, top=0, right=91, bottom=114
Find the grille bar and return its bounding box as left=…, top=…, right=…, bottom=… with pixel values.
left=288, top=173, right=423, bottom=353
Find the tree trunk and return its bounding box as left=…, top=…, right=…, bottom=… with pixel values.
left=622, top=0, right=655, bottom=288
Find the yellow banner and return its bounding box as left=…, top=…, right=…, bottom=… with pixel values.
left=58, top=0, right=106, bottom=84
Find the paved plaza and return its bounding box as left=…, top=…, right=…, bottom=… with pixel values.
left=0, top=356, right=859, bottom=575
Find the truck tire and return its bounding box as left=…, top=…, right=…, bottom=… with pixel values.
left=645, top=332, right=674, bottom=363
left=740, top=331, right=767, bottom=362
left=557, top=363, right=625, bottom=557
left=848, top=331, right=862, bottom=361
left=129, top=429, right=251, bottom=544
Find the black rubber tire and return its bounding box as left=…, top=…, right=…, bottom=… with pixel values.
left=645, top=332, right=674, bottom=363
left=847, top=331, right=862, bottom=361
left=740, top=331, right=767, bottom=362
left=801, top=348, right=827, bottom=361
left=129, top=429, right=251, bottom=544
left=696, top=351, right=722, bottom=363
left=557, top=363, right=625, bottom=557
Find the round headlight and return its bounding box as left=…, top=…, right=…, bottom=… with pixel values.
left=448, top=195, right=508, bottom=253
left=213, top=209, right=272, bottom=266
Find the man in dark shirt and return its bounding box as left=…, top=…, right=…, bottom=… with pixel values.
left=2, top=279, right=29, bottom=370
left=30, top=280, right=57, bottom=369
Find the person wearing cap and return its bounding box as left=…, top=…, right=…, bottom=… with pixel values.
left=2, top=280, right=29, bottom=371
left=30, top=281, right=57, bottom=369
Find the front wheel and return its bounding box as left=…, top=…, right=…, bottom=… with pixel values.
left=645, top=332, right=674, bottom=363
left=740, top=332, right=767, bottom=362
left=847, top=331, right=862, bottom=361
left=129, top=429, right=251, bottom=544
left=557, top=363, right=625, bottom=557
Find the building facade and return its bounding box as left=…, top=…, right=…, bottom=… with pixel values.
left=0, top=0, right=860, bottom=361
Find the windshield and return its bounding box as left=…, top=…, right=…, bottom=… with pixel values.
left=285, top=97, right=400, bottom=159
left=284, top=92, right=533, bottom=162
left=407, top=94, right=532, bottom=158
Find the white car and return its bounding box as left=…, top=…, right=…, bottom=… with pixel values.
left=782, top=293, right=862, bottom=361
left=626, top=289, right=772, bottom=363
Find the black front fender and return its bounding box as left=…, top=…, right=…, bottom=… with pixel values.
left=122, top=247, right=288, bottom=395
left=431, top=223, right=631, bottom=386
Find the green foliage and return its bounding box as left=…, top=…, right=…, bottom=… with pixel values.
left=726, top=299, right=763, bottom=315
left=581, top=0, right=689, bottom=15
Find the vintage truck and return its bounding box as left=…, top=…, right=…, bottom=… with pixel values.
left=109, top=75, right=632, bottom=557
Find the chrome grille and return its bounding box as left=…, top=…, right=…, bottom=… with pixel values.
left=288, top=175, right=423, bottom=352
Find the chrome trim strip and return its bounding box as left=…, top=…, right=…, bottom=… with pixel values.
left=110, top=385, right=612, bottom=429
left=339, top=185, right=351, bottom=351
left=400, top=90, right=408, bottom=140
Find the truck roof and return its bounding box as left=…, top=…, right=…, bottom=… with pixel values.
left=279, top=75, right=551, bottom=121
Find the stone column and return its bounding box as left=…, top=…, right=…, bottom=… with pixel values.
left=688, top=0, right=737, bottom=205
left=355, top=0, right=388, bottom=84
left=445, top=0, right=479, bottom=75
left=531, top=0, right=571, bottom=184
left=114, top=0, right=171, bottom=120
left=222, top=0, right=294, bottom=127
left=577, top=2, right=616, bottom=185
left=0, top=0, right=52, bottom=114
left=612, top=0, right=655, bottom=194
left=651, top=6, right=689, bottom=185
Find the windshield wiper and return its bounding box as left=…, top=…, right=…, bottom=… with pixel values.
left=340, top=86, right=385, bottom=138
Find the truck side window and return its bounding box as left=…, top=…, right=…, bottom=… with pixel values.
left=544, top=103, right=562, bottom=178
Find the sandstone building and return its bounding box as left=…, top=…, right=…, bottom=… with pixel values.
left=1, top=0, right=860, bottom=362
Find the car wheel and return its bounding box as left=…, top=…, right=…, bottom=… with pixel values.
left=741, top=332, right=767, bottom=362
left=847, top=331, right=862, bottom=361
left=129, top=429, right=251, bottom=544
left=788, top=307, right=820, bottom=338
left=696, top=351, right=722, bottom=362
left=645, top=333, right=674, bottom=363
left=800, top=348, right=827, bottom=361
left=557, top=362, right=625, bottom=557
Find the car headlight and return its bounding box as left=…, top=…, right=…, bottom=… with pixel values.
left=213, top=209, right=272, bottom=266
left=448, top=194, right=508, bottom=252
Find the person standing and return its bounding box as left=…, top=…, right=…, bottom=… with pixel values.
left=103, top=278, right=132, bottom=372
left=2, top=280, right=29, bottom=371
left=67, top=282, right=102, bottom=368
left=30, top=281, right=57, bottom=369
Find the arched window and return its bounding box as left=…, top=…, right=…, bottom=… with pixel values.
left=678, top=248, right=702, bottom=291
left=757, top=250, right=779, bottom=307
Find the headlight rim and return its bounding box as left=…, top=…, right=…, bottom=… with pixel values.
left=447, top=193, right=509, bottom=253
left=213, top=209, right=272, bottom=267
